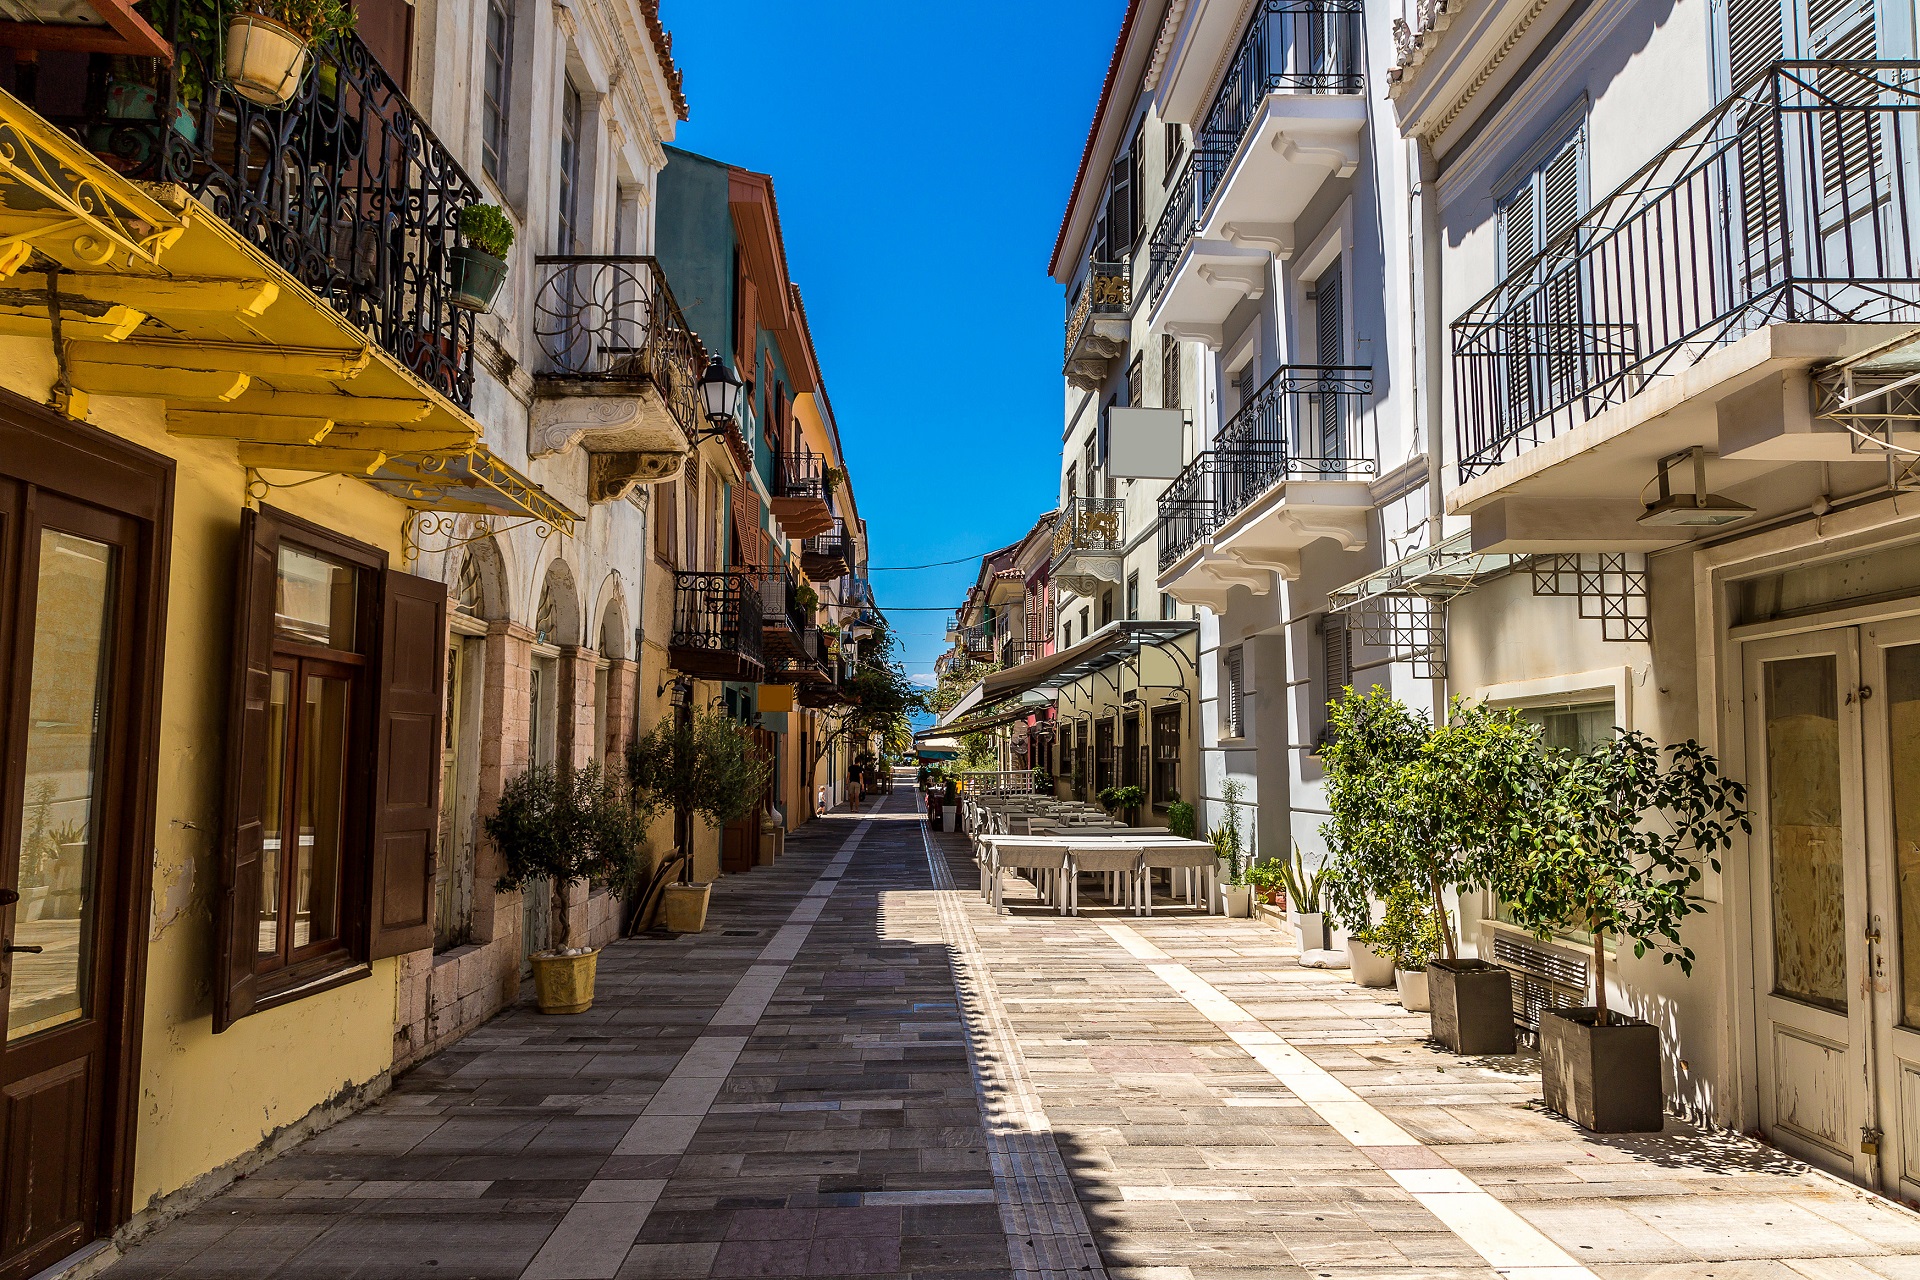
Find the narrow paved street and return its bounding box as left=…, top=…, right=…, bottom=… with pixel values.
left=104, top=783, right=1920, bottom=1280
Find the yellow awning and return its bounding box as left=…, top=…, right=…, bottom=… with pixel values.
left=0, top=86, right=574, bottom=534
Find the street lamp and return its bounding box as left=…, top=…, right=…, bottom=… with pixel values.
left=697, top=356, right=744, bottom=438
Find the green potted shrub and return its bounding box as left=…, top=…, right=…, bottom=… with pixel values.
left=1278, top=844, right=1330, bottom=951
left=1323, top=688, right=1428, bottom=988
left=1507, top=731, right=1748, bottom=1133
left=1031, top=769, right=1052, bottom=795
left=1097, top=783, right=1145, bottom=823
left=1244, top=859, right=1286, bottom=909
left=1211, top=779, right=1252, bottom=918
left=1413, top=700, right=1544, bottom=1056
left=450, top=203, right=515, bottom=313
left=484, top=762, right=645, bottom=1014
left=1359, top=881, right=1443, bottom=1010
left=226, top=0, right=354, bottom=107
left=626, top=711, right=773, bottom=933
left=1166, top=798, right=1196, bottom=839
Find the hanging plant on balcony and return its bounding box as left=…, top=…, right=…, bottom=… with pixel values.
left=225, top=0, right=354, bottom=108
left=450, top=203, right=516, bottom=313
left=822, top=466, right=844, bottom=503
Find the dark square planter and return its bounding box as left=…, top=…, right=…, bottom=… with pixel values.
left=1427, top=958, right=1515, bottom=1056
left=1541, top=1007, right=1664, bottom=1134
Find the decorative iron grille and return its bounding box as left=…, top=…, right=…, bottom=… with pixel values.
left=670, top=571, right=764, bottom=666
left=69, top=2, right=481, bottom=405
left=1452, top=61, right=1920, bottom=481
left=1146, top=154, right=1199, bottom=305
left=532, top=256, right=704, bottom=430
left=1529, top=553, right=1651, bottom=642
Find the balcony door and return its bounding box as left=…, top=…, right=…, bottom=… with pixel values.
left=1745, top=615, right=1920, bottom=1199
left=0, top=396, right=169, bottom=1280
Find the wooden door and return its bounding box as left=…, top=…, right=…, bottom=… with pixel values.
left=1745, top=627, right=1876, bottom=1183
left=0, top=397, right=169, bottom=1280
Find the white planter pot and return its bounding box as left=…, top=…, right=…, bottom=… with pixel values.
left=226, top=13, right=311, bottom=107
left=1395, top=968, right=1431, bottom=1012
left=1348, top=939, right=1396, bottom=988
left=1293, top=911, right=1325, bottom=952
left=1219, top=884, right=1253, bottom=919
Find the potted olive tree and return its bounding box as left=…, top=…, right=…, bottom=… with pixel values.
left=1323, top=688, right=1428, bottom=990
left=1411, top=700, right=1545, bottom=1056
left=626, top=711, right=773, bottom=934
left=1506, top=732, right=1748, bottom=1133
left=485, top=761, right=646, bottom=1014
left=451, top=204, right=515, bottom=312
left=226, top=0, right=354, bottom=107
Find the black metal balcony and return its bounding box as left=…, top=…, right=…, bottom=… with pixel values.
left=1213, top=365, right=1373, bottom=522
left=771, top=450, right=834, bottom=537
left=1452, top=61, right=1920, bottom=482
left=669, top=571, right=765, bottom=681
left=1147, top=1, right=1362, bottom=306
left=532, top=256, right=704, bottom=427
left=1001, top=638, right=1044, bottom=667
left=65, top=4, right=480, bottom=405
left=744, top=565, right=816, bottom=675
left=801, top=518, right=851, bottom=581
left=1158, top=452, right=1220, bottom=570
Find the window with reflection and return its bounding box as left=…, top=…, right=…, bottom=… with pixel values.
left=257, top=543, right=365, bottom=975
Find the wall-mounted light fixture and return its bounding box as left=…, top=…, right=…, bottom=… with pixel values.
left=1638, top=446, right=1754, bottom=528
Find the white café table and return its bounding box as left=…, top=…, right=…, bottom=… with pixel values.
left=973, top=834, right=1218, bottom=916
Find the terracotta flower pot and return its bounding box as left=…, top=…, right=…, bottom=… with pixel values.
left=529, top=948, right=598, bottom=1015
left=226, top=13, right=311, bottom=108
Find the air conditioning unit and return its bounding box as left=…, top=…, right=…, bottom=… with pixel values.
left=1478, top=920, right=1590, bottom=1030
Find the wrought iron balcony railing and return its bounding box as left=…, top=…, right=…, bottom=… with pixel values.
left=1001, top=638, right=1045, bottom=667
left=1452, top=60, right=1920, bottom=481
left=532, top=256, right=704, bottom=430
left=743, top=564, right=810, bottom=636
left=1213, top=364, right=1373, bottom=522
left=803, top=518, right=852, bottom=572
left=670, top=571, right=765, bottom=676
left=65, top=3, right=480, bottom=405
left=1146, top=156, right=1200, bottom=306
left=1064, top=256, right=1133, bottom=358
left=1051, top=496, right=1125, bottom=569
left=775, top=450, right=825, bottom=501
left=1148, top=1, right=1362, bottom=305
left=1158, top=452, right=1220, bottom=570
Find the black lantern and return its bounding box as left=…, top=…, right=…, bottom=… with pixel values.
left=698, top=356, right=744, bottom=431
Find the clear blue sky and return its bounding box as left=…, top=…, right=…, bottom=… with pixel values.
left=662, top=0, right=1125, bottom=686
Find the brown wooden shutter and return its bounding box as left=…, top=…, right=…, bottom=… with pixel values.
left=367, top=568, right=447, bottom=960
left=654, top=480, right=676, bottom=561
left=213, top=507, right=278, bottom=1032
left=352, top=0, right=414, bottom=91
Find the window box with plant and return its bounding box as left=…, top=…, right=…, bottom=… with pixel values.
left=451, top=203, right=516, bottom=313
left=1506, top=731, right=1748, bottom=1133
left=226, top=0, right=355, bottom=107
left=485, top=762, right=646, bottom=1014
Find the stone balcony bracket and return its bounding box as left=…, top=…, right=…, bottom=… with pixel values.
left=529, top=377, right=692, bottom=464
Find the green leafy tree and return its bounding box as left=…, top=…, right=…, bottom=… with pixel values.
left=626, top=712, right=773, bottom=884
left=1321, top=687, right=1429, bottom=936
left=1505, top=732, right=1749, bottom=1020
left=812, top=619, right=925, bottom=776
left=1321, top=689, right=1543, bottom=959
left=486, top=762, right=646, bottom=954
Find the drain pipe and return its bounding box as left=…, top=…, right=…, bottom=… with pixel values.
left=1409, top=135, right=1450, bottom=723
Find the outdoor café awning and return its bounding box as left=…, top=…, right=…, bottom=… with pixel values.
left=983, top=620, right=1197, bottom=703
left=914, top=691, right=1049, bottom=741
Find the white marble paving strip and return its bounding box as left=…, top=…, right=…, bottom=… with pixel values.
left=527, top=820, right=870, bottom=1279
left=1099, top=922, right=1600, bottom=1280
left=921, top=825, right=1110, bottom=1280
left=520, top=1179, right=667, bottom=1279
